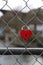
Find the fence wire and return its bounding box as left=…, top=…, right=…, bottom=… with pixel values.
left=0, top=0, right=43, bottom=65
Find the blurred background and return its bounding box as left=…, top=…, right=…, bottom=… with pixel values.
left=0, top=55, right=43, bottom=65
left=0, top=0, right=43, bottom=65
left=0, top=0, right=43, bottom=48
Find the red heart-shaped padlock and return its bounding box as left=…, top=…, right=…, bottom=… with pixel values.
left=20, top=30, right=32, bottom=40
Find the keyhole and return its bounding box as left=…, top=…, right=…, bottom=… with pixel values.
left=25, top=34, right=27, bottom=37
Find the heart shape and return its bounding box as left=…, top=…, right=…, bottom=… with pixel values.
left=20, top=30, right=32, bottom=40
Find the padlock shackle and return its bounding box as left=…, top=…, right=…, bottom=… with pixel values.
left=21, top=25, right=30, bottom=30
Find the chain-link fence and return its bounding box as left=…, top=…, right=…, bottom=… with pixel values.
left=0, top=0, right=43, bottom=65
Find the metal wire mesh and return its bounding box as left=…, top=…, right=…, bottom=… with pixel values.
left=0, top=0, right=43, bottom=65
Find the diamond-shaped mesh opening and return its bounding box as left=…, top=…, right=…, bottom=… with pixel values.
left=1, top=11, right=16, bottom=23
left=17, top=10, right=35, bottom=24
left=8, top=16, right=24, bottom=32
left=0, top=21, right=6, bottom=28
left=37, top=7, right=43, bottom=22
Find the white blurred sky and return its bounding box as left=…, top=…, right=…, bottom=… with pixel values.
left=0, top=0, right=43, bottom=17
left=0, top=0, right=43, bottom=12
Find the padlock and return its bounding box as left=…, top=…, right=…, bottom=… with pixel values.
left=20, top=25, right=32, bottom=40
